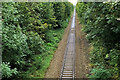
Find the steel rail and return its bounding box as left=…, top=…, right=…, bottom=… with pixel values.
left=60, top=8, right=76, bottom=80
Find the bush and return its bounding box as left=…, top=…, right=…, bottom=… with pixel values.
left=76, top=2, right=120, bottom=79
left=89, top=67, right=111, bottom=79
left=26, top=31, right=45, bottom=54
left=2, top=24, right=32, bottom=71
left=2, top=62, right=18, bottom=78
left=2, top=2, right=73, bottom=79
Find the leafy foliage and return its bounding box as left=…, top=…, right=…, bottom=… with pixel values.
left=2, top=2, right=73, bottom=79
left=89, top=66, right=111, bottom=79
left=2, top=62, right=18, bottom=78
left=53, top=2, right=73, bottom=28
left=76, top=2, right=120, bottom=79
left=26, top=31, right=45, bottom=54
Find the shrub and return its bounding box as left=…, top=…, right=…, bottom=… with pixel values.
left=76, top=2, right=120, bottom=79
left=2, top=62, right=18, bottom=78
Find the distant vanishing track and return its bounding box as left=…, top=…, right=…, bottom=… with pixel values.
left=60, top=8, right=76, bottom=80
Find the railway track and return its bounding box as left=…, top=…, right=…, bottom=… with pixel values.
left=60, top=8, right=76, bottom=80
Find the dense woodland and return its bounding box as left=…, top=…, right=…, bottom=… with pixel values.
left=76, top=2, right=120, bottom=79
left=2, top=2, right=73, bottom=79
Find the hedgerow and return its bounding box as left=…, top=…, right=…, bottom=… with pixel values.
left=2, top=2, right=73, bottom=79
left=76, top=2, right=120, bottom=79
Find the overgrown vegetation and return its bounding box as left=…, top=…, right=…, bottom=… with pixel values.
left=2, top=2, right=73, bottom=79
left=76, top=2, right=120, bottom=79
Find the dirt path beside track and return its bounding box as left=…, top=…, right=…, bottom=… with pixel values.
left=75, top=14, right=90, bottom=78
